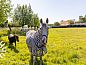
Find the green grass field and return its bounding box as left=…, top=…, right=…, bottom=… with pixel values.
left=0, top=28, right=86, bottom=65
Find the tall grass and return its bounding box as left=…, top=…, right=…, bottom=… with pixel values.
left=0, top=28, right=86, bottom=65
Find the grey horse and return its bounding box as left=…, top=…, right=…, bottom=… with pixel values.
left=26, top=18, right=49, bottom=65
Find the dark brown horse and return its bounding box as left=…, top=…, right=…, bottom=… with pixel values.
left=8, top=34, right=19, bottom=46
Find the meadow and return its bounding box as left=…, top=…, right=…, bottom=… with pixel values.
left=0, top=28, right=86, bottom=65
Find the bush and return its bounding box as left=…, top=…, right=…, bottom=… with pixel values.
left=7, top=28, right=26, bottom=36
left=0, top=28, right=8, bottom=36
left=54, top=22, right=60, bottom=26
left=0, top=23, right=4, bottom=27
left=12, top=23, right=21, bottom=27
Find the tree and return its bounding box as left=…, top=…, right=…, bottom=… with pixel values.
left=54, top=22, right=60, bottom=26
left=14, top=4, right=34, bottom=27
left=0, top=0, right=12, bottom=26
left=78, top=15, right=86, bottom=23
left=14, top=4, right=26, bottom=27
left=84, top=15, right=86, bottom=22
left=32, top=14, right=40, bottom=30
left=14, top=4, right=40, bottom=28
left=66, top=20, right=74, bottom=24
left=28, top=4, right=33, bottom=27
left=79, top=16, right=84, bottom=23
left=33, top=14, right=40, bottom=27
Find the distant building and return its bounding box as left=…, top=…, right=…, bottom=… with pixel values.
left=74, top=22, right=86, bottom=25
left=60, top=21, right=70, bottom=26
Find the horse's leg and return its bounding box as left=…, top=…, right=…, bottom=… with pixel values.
left=32, top=49, right=37, bottom=65
left=40, top=49, right=43, bottom=65
left=31, top=52, right=33, bottom=64
left=31, top=53, right=33, bottom=61
left=15, top=42, right=16, bottom=47
left=33, top=56, right=36, bottom=65
left=28, top=46, right=33, bottom=62
left=40, top=56, right=43, bottom=65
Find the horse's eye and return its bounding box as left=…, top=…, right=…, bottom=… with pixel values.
left=40, top=28, right=42, bottom=30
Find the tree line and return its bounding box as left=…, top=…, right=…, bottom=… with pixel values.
left=1, top=0, right=86, bottom=27
left=13, top=4, right=40, bottom=27
left=0, top=0, right=40, bottom=28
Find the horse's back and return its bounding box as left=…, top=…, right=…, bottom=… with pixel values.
left=26, top=30, right=36, bottom=38
left=26, top=30, right=36, bottom=45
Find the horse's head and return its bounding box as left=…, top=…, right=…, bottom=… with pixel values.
left=14, top=34, right=19, bottom=42
left=40, top=18, right=49, bottom=44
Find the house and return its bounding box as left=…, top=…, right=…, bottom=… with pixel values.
left=74, top=22, right=86, bottom=25
left=60, top=21, right=70, bottom=26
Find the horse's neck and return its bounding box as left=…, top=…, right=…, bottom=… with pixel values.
left=37, top=29, right=42, bottom=37
left=34, top=29, right=42, bottom=40
left=34, top=29, right=43, bottom=47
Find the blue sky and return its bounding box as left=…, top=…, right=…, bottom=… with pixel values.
left=11, top=0, right=86, bottom=24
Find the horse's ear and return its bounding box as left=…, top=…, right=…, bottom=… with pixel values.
left=40, top=18, right=43, bottom=24
left=46, top=18, right=49, bottom=23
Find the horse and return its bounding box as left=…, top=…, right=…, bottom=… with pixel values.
left=26, top=18, right=49, bottom=65
left=8, top=34, right=19, bottom=47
